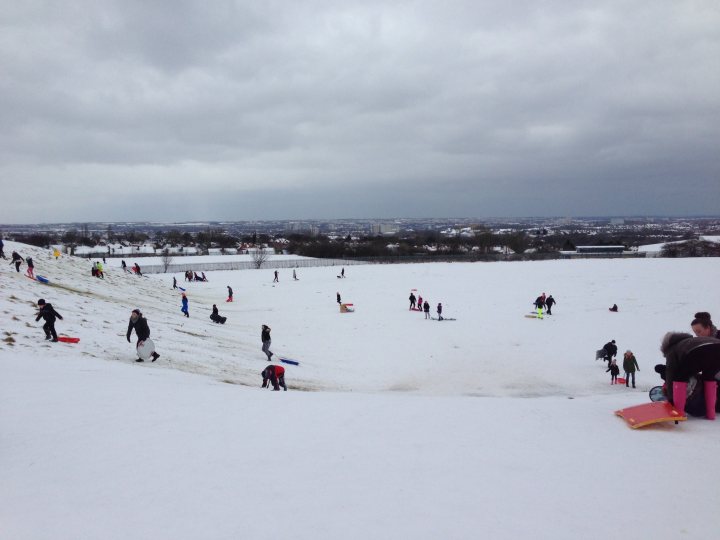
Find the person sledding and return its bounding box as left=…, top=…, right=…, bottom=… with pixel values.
left=35, top=299, right=63, bottom=342
left=126, top=309, right=160, bottom=362
left=262, top=365, right=287, bottom=391
left=660, top=332, right=720, bottom=419
left=210, top=304, right=226, bottom=324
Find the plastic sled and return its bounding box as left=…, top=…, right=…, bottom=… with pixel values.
left=524, top=314, right=541, bottom=319
left=617, top=377, right=626, bottom=384
left=136, top=339, right=156, bottom=361
left=340, top=303, right=355, bottom=313
left=36, top=275, right=50, bottom=284
left=57, top=336, right=80, bottom=343
left=280, top=358, right=300, bottom=366
left=178, top=287, right=186, bottom=291
left=615, top=401, right=686, bottom=429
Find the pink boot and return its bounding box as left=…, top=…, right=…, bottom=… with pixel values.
left=672, top=381, right=688, bottom=414
left=704, top=381, right=717, bottom=420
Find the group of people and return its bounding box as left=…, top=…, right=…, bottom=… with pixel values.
left=408, top=292, right=443, bottom=320
left=532, top=293, right=556, bottom=317
left=601, top=340, right=640, bottom=388
left=655, top=312, right=720, bottom=419
left=185, top=270, right=207, bottom=282
left=120, top=260, right=142, bottom=276
left=91, top=261, right=105, bottom=278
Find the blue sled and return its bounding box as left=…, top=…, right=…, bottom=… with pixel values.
left=36, top=275, right=50, bottom=284
left=280, top=358, right=299, bottom=366
left=178, top=286, right=186, bottom=291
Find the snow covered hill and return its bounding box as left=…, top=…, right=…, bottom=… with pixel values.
left=2, top=240, right=720, bottom=539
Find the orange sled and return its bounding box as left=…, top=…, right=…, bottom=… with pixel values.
left=615, top=401, right=686, bottom=429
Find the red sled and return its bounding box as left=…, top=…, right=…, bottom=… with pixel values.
left=57, top=336, right=80, bottom=344
left=615, top=401, right=686, bottom=429
left=617, top=377, right=626, bottom=384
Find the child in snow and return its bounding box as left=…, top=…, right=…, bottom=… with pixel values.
left=423, top=300, right=430, bottom=319
left=35, top=299, right=63, bottom=342
left=181, top=293, right=189, bottom=317
left=210, top=304, right=226, bottom=324
left=273, top=270, right=279, bottom=283
left=436, top=302, right=443, bottom=321
left=25, top=257, right=34, bottom=279
left=261, top=325, right=273, bottom=361
left=293, top=268, right=298, bottom=280
left=227, top=286, right=233, bottom=302
left=262, top=365, right=287, bottom=391
left=607, top=360, right=620, bottom=384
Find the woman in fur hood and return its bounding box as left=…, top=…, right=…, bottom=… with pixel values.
left=660, top=332, right=720, bottom=419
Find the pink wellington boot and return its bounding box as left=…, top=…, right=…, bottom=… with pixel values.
left=704, top=381, right=717, bottom=420
left=672, top=382, right=688, bottom=415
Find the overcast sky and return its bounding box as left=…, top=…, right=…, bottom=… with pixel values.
left=1, top=1, right=718, bottom=223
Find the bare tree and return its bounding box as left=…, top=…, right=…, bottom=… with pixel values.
left=251, top=247, right=269, bottom=269
left=160, top=248, right=174, bottom=272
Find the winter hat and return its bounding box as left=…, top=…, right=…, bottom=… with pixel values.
left=611, top=340, right=616, bottom=343
left=37, top=299, right=45, bottom=305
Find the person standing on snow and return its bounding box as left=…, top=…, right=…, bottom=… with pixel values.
left=261, top=324, right=273, bottom=361
left=273, top=270, right=279, bottom=283
left=423, top=300, right=430, bottom=320
left=341, top=267, right=345, bottom=278
left=25, top=257, right=35, bottom=279
left=227, top=286, right=233, bottom=302
left=533, top=294, right=545, bottom=317
left=9, top=251, right=24, bottom=272
left=35, top=299, right=63, bottom=341
left=409, top=292, right=416, bottom=310
left=436, top=302, right=443, bottom=321
left=337, top=292, right=341, bottom=305
left=172, top=276, right=177, bottom=289
left=545, top=295, right=556, bottom=315
left=181, top=293, right=189, bottom=317
left=622, top=350, right=640, bottom=388
left=126, top=309, right=160, bottom=362
left=293, top=268, right=298, bottom=280
left=262, top=364, right=287, bottom=391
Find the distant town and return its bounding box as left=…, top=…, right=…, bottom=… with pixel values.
left=2, top=216, right=719, bottom=260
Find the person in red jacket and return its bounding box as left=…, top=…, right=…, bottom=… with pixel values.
left=262, top=365, right=287, bottom=391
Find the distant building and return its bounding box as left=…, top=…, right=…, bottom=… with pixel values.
left=371, top=223, right=399, bottom=235
left=560, top=245, right=644, bottom=259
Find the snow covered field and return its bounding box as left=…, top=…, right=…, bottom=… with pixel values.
left=2, top=240, right=720, bottom=539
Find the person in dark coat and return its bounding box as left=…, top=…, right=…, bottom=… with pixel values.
left=337, top=292, right=341, bottom=305
left=622, top=350, right=640, bottom=388
left=227, top=286, right=233, bottom=302
left=602, top=340, right=618, bottom=364
left=609, top=304, right=618, bottom=312
left=423, top=300, right=430, bottom=320
left=35, top=299, right=63, bottom=341
left=691, top=312, right=720, bottom=339
left=172, top=276, right=177, bottom=289
left=121, top=260, right=127, bottom=272
left=606, top=359, right=620, bottom=384
left=126, top=309, right=160, bottom=362
left=210, top=304, right=226, bottom=324
left=262, top=365, right=287, bottom=391
left=436, top=302, right=443, bottom=321
left=10, top=251, right=24, bottom=272
left=133, top=263, right=142, bottom=276
left=545, top=295, right=556, bottom=315
left=261, top=324, right=273, bottom=361
left=409, top=292, right=416, bottom=310
left=660, top=332, right=720, bottom=419
left=273, top=270, right=279, bottom=283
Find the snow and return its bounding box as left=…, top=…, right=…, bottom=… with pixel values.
left=2, top=240, right=720, bottom=539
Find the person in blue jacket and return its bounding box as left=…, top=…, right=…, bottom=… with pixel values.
left=181, top=293, right=189, bottom=318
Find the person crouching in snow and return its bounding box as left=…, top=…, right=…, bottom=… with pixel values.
left=181, top=293, right=189, bottom=317
left=606, top=359, right=620, bottom=384
left=35, top=299, right=62, bottom=342
left=660, top=332, right=720, bottom=419
left=262, top=365, right=287, bottom=391
left=126, top=309, right=160, bottom=362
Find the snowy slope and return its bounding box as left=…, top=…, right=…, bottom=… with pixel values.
left=2, top=240, right=720, bottom=539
